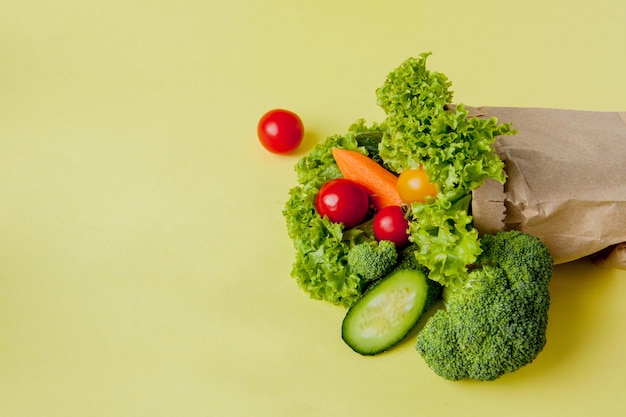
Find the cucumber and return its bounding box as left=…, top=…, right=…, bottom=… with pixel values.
left=341, top=268, right=440, bottom=355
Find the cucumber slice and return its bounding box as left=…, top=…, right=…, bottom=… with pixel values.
left=341, top=268, right=435, bottom=355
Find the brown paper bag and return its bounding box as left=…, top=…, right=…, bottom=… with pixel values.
left=469, top=107, right=626, bottom=268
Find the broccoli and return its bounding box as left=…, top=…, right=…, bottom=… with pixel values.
left=347, top=240, right=398, bottom=284
left=415, top=230, right=553, bottom=381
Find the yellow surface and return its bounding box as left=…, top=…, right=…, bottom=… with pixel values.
left=1, top=1, right=626, bottom=416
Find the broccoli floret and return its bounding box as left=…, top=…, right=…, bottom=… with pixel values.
left=477, top=230, right=553, bottom=288
left=416, top=230, right=553, bottom=381
left=347, top=240, right=398, bottom=284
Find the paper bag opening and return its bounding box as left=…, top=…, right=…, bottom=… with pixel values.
left=470, top=107, right=626, bottom=269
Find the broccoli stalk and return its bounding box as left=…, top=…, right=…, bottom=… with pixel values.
left=415, top=230, right=553, bottom=381
left=347, top=240, right=398, bottom=285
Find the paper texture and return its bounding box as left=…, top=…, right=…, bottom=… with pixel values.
left=470, top=107, right=626, bottom=268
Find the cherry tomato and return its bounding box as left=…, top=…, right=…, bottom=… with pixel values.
left=373, top=206, right=410, bottom=247
left=257, top=109, right=304, bottom=154
left=315, top=178, right=369, bottom=228
left=397, top=168, right=437, bottom=204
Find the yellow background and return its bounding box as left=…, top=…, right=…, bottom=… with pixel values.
left=2, top=1, right=626, bottom=416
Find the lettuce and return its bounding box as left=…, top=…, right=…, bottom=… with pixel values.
left=377, top=53, right=512, bottom=196
left=283, top=122, right=383, bottom=307
left=284, top=53, right=515, bottom=303
left=408, top=194, right=481, bottom=287
left=376, top=53, right=514, bottom=285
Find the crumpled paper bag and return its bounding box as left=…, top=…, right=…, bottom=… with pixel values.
left=469, top=106, right=626, bottom=268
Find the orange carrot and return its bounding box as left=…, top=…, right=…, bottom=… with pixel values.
left=332, top=148, right=403, bottom=209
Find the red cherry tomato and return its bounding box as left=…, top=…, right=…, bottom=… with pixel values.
left=257, top=109, right=304, bottom=154
left=315, top=179, right=369, bottom=228
left=373, top=206, right=410, bottom=247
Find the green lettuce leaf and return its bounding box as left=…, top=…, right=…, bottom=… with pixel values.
left=408, top=194, right=481, bottom=287
left=284, top=53, right=515, bottom=302
left=283, top=121, right=383, bottom=307
left=376, top=52, right=512, bottom=195
left=375, top=53, right=514, bottom=285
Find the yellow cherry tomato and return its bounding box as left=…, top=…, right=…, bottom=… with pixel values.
left=397, top=168, right=437, bottom=204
